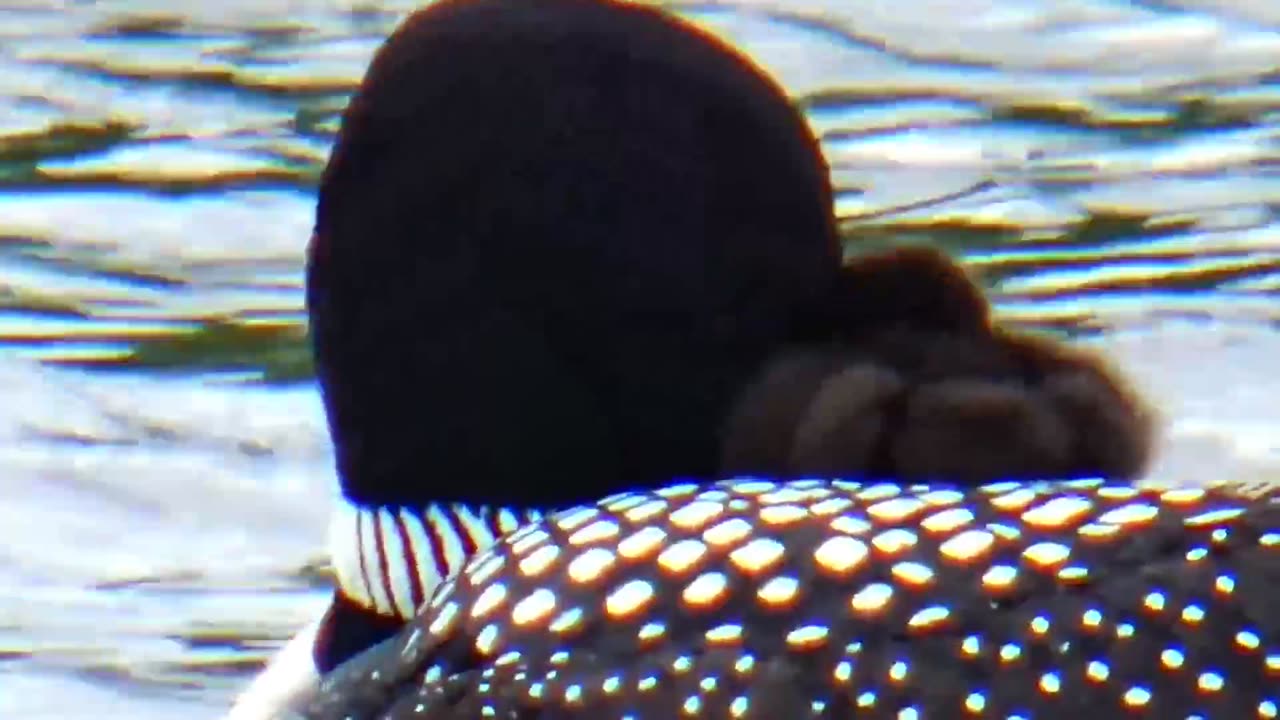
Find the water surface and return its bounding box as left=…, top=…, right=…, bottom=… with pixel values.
left=1, top=0, right=1279, bottom=717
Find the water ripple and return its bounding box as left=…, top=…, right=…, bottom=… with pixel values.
left=1, top=0, right=1279, bottom=717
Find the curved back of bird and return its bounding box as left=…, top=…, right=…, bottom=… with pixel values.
left=305, top=476, right=1280, bottom=719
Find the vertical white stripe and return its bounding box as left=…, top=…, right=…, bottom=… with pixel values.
left=328, top=496, right=373, bottom=610
left=452, top=505, right=500, bottom=554
left=358, top=506, right=394, bottom=616
left=399, top=507, right=443, bottom=610
left=377, top=507, right=417, bottom=620
left=424, top=504, right=468, bottom=578
left=330, top=500, right=557, bottom=620
left=494, top=508, right=524, bottom=535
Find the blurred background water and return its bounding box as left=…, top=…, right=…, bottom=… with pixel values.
left=0, top=0, right=1278, bottom=717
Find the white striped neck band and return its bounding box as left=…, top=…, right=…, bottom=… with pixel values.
left=329, top=497, right=546, bottom=620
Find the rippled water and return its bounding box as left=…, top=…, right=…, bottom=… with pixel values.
left=1, top=0, right=1278, bottom=717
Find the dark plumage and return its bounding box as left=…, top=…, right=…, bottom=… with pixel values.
left=300, top=478, right=1280, bottom=719
left=795, top=246, right=993, bottom=341
left=722, top=248, right=1153, bottom=484
left=308, top=0, right=840, bottom=512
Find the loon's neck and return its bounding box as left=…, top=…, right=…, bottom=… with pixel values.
left=328, top=496, right=545, bottom=622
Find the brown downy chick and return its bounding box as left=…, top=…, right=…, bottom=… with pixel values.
left=789, top=245, right=992, bottom=343
left=722, top=247, right=1153, bottom=484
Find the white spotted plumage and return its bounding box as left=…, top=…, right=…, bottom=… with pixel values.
left=301, top=476, right=1280, bottom=719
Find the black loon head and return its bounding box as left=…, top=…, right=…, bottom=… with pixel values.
left=307, top=0, right=841, bottom=513
left=257, top=0, right=848, bottom=699
left=302, top=478, right=1280, bottom=719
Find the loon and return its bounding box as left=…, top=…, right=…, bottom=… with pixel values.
left=227, top=0, right=1274, bottom=717
left=232, top=0, right=840, bottom=714
left=295, top=250, right=1218, bottom=719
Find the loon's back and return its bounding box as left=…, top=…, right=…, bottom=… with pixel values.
left=301, top=477, right=1280, bottom=719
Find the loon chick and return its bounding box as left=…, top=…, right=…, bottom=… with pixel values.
left=722, top=247, right=1153, bottom=483
left=231, top=0, right=842, bottom=714
left=300, top=478, right=1280, bottom=719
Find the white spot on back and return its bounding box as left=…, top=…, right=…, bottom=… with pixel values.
left=866, top=497, right=925, bottom=522
left=812, top=536, right=868, bottom=576
left=469, top=581, right=509, bottom=620
left=1021, top=496, right=1093, bottom=528
left=785, top=624, right=829, bottom=648
left=919, top=507, right=974, bottom=533
left=667, top=500, right=725, bottom=531
left=891, top=561, right=935, bottom=585
left=759, top=504, right=809, bottom=526
left=830, top=515, right=872, bottom=536
left=567, top=547, right=616, bottom=584
left=428, top=600, right=460, bottom=636
left=729, top=537, right=786, bottom=574
left=518, top=544, right=560, bottom=578
left=606, top=579, right=655, bottom=618
left=757, top=576, right=800, bottom=607
left=657, top=539, right=708, bottom=575
left=682, top=572, right=730, bottom=609
left=625, top=499, right=669, bottom=523
left=939, top=529, right=994, bottom=561
left=511, top=588, right=557, bottom=627
left=727, top=479, right=777, bottom=494
left=702, top=517, right=754, bottom=547
left=850, top=583, right=893, bottom=614
left=508, top=527, right=551, bottom=556
left=568, top=519, right=620, bottom=546
left=1097, top=503, right=1159, bottom=526
left=1023, top=541, right=1072, bottom=567
left=617, top=526, right=667, bottom=560
left=871, top=528, right=918, bottom=555
left=990, top=488, right=1038, bottom=510
left=466, top=552, right=506, bottom=587
left=810, top=497, right=855, bottom=517
left=555, top=507, right=600, bottom=532
left=655, top=482, right=700, bottom=499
